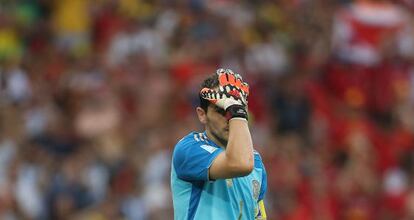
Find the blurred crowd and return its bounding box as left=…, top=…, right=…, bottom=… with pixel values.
left=1, top=0, right=414, bottom=219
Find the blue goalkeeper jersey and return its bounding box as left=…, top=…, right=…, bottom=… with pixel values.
left=171, top=131, right=267, bottom=220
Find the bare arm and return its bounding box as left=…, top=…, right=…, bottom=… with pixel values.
left=209, top=118, right=254, bottom=180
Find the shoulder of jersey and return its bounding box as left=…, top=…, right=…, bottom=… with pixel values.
left=191, top=132, right=208, bottom=143
left=177, top=132, right=209, bottom=144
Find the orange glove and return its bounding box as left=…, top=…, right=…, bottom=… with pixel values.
left=200, top=68, right=249, bottom=120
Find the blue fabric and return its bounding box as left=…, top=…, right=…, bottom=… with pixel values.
left=254, top=152, right=267, bottom=201
left=171, top=132, right=268, bottom=220
left=187, top=181, right=204, bottom=220
left=173, top=132, right=223, bottom=181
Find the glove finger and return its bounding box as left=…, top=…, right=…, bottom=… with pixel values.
left=234, top=73, right=243, bottom=81
left=200, top=88, right=217, bottom=100
left=217, top=68, right=230, bottom=86
left=217, top=69, right=248, bottom=98
left=227, top=69, right=243, bottom=81
left=235, top=78, right=243, bottom=89
left=226, top=69, right=245, bottom=89
left=219, top=72, right=230, bottom=86
left=240, top=82, right=249, bottom=95
left=227, top=83, right=244, bottom=95
left=226, top=69, right=247, bottom=92
left=226, top=72, right=237, bottom=85
left=216, top=68, right=226, bottom=76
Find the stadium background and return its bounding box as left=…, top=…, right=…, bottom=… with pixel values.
left=1, top=0, right=414, bottom=219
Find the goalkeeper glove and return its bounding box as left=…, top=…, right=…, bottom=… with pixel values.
left=200, top=68, right=249, bottom=120
left=216, top=68, right=249, bottom=98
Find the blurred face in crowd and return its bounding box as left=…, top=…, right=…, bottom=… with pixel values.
left=196, top=103, right=229, bottom=148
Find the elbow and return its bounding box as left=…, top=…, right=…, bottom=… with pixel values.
left=228, top=158, right=254, bottom=177
left=239, top=162, right=254, bottom=176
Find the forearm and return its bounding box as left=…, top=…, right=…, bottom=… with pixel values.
left=225, top=118, right=254, bottom=172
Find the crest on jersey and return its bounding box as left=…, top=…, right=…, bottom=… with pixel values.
left=226, top=179, right=233, bottom=187
left=252, top=180, right=260, bottom=200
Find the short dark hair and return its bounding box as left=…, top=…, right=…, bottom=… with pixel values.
left=199, top=73, right=219, bottom=112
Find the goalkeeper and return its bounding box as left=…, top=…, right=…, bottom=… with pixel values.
left=171, top=68, right=267, bottom=220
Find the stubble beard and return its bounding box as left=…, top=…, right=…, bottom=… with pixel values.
left=210, top=129, right=228, bottom=148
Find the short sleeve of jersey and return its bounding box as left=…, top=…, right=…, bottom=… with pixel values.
left=173, top=133, right=223, bottom=182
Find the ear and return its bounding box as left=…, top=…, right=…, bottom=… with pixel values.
left=196, top=107, right=207, bottom=124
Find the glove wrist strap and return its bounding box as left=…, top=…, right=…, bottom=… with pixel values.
left=226, top=105, right=248, bottom=121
